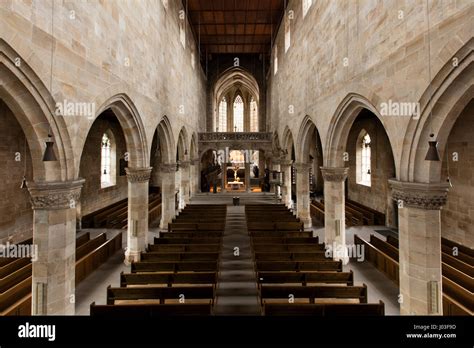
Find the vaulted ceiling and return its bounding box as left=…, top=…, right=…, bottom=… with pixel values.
left=185, top=0, right=286, bottom=55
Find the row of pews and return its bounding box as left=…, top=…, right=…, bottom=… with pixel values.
left=90, top=204, right=226, bottom=316
left=0, top=232, right=121, bottom=316
left=311, top=199, right=385, bottom=226
left=246, top=204, right=385, bottom=316
left=354, top=233, right=473, bottom=315
left=82, top=193, right=161, bottom=229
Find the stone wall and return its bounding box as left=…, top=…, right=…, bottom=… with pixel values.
left=79, top=115, right=128, bottom=217
left=441, top=100, right=474, bottom=248
left=0, top=100, right=33, bottom=243
left=0, top=0, right=207, bottom=176
left=346, top=113, right=396, bottom=227
left=267, top=0, right=472, bottom=175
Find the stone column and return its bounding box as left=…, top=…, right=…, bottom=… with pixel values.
left=159, top=163, right=177, bottom=230
left=321, top=167, right=349, bottom=263
left=191, top=159, right=200, bottom=195
left=295, top=163, right=312, bottom=229
left=180, top=161, right=190, bottom=206
left=389, top=180, right=449, bottom=315
left=28, top=179, right=84, bottom=315
left=124, top=167, right=152, bottom=264
left=272, top=159, right=281, bottom=197
left=281, top=160, right=293, bottom=208
left=245, top=162, right=251, bottom=192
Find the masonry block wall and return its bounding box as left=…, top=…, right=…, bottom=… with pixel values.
left=79, top=117, right=128, bottom=217
left=346, top=115, right=396, bottom=227
left=1, top=0, right=207, bottom=176
left=0, top=100, right=33, bottom=243
left=441, top=100, right=474, bottom=248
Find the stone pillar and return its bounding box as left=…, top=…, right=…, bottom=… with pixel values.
left=272, top=159, right=281, bottom=197
left=321, top=167, right=349, bottom=263
left=221, top=162, right=227, bottom=193
left=180, top=161, right=190, bottom=206
left=28, top=179, right=84, bottom=315
left=159, top=163, right=177, bottom=230
left=281, top=160, right=293, bottom=208
left=295, top=163, right=312, bottom=229
left=124, top=167, right=152, bottom=264
left=389, top=180, right=449, bottom=315
left=245, top=162, right=251, bottom=192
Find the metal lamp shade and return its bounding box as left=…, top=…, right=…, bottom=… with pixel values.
left=425, top=141, right=441, bottom=161
left=42, top=140, right=57, bottom=161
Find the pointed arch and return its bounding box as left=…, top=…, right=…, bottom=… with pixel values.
left=296, top=115, right=323, bottom=164
left=190, top=132, right=199, bottom=161
left=0, top=39, right=74, bottom=181
left=177, top=126, right=189, bottom=161
left=282, top=126, right=295, bottom=161
left=402, top=38, right=474, bottom=183
left=156, top=116, right=175, bottom=164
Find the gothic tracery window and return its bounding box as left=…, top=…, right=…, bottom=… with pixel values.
left=233, top=95, right=244, bottom=132
left=357, top=131, right=371, bottom=187
left=250, top=97, right=258, bottom=132
left=101, top=132, right=116, bottom=188
left=218, top=97, right=227, bottom=132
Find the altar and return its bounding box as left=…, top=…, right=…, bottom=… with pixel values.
left=228, top=181, right=244, bottom=190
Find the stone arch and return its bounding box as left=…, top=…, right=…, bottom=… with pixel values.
left=0, top=39, right=74, bottom=181
left=296, top=115, right=324, bottom=164
left=88, top=93, right=148, bottom=172
left=282, top=126, right=295, bottom=160
left=402, top=39, right=474, bottom=183
left=177, top=126, right=189, bottom=161
left=190, top=132, right=199, bottom=161
left=156, top=116, right=176, bottom=164
left=326, top=93, right=397, bottom=174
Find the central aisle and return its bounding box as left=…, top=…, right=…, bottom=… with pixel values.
left=213, top=205, right=260, bottom=315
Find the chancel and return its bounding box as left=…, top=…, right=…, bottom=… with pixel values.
left=0, top=0, right=472, bottom=321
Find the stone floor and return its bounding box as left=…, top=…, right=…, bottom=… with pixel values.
left=75, top=194, right=400, bottom=315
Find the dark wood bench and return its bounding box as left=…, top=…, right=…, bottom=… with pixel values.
left=76, top=232, right=91, bottom=248
left=263, top=301, right=385, bottom=316
left=0, top=277, right=32, bottom=314
left=347, top=199, right=384, bottom=225
left=140, top=252, right=219, bottom=262
left=260, top=284, right=368, bottom=304
left=90, top=302, right=212, bottom=316
left=253, top=244, right=325, bottom=252
left=256, top=260, right=342, bottom=272
left=75, top=233, right=107, bottom=261
left=160, top=231, right=223, bottom=239
left=254, top=251, right=327, bottom=262
left=131, top=261, right=219, bottom=273
left=168, top=223, right=225, bottom=232
left=257, top=271, right=354, bottom=287
left=0, top=263, right=32, bottom=293
left=120, top=271, right=217, bottom=287
left=154, top=237, right=221, bottom=245
left=251, top=237, right=320, bottom=245
left=249, top=231, right=313, bottom=238
left=147, top=244, right=220, bottom=253
left=106, top=285, right=215, bottom=305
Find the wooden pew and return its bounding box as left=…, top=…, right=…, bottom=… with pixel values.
left=76, top=232, right=91, bottom=248
left=168, top=223, right=225, bottom=232
left=106, top=285, right=215, bottom=305
left=0, top=277, right=32, bottom=315
left=154, top=237, right=221, bottom=245
left=160, top=231, right=223, bottom=239
left=75, top=233, right=107, bottom=261
left=256, top=261, right=342, bottom=272
left=442, top=237, right=474, bottom=258
left=263, top=301, right=385, bottom=316
left=347, top=199, right=384, bottom=225
left=147, top=244, right=220, bottom=253
left=0, top=263, right=32, bottom=293
left=310, top=203, right=325, bottom=224
left=140, top=252, right=219, bottom=262
left=253, top=244, right=325, bottom=252
left=259, top=284, right=368, bottom=304
left=251, top=237, right=320, bottom=245
left=249, top=231, right=312, bottom=238
left=254, top=251, right=327, bottom=262
left=120, top=271, right=217, bottom=288
left=131, top=261, right=219, bottom=273
left=0, top=258, right=30, bottom=279
left=90, top=302, right=212, bottom=316
left=257, top=271, right=354, bottom=287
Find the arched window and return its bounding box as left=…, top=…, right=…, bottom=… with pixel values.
left=233, top=95, right=244, bottom=132
left=218, top=97, right=227, bottom=132
left=250, top=97, right=258, bottom=132
left=356, top=131, right=371, bottom=186
left=101, top=131, right=116, bottom=188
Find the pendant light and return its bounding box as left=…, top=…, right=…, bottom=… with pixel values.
left=424, top=0, right=440, bottom=162
left=43, top=0, right=57, bottom=162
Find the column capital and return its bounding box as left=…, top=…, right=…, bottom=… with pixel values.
left=388, top=180, right=449, bottom=210
left=28, top=178, right=85, bottom=210
left=294, top=162, right=311, bottom=172
left=280, top=159, right=293, bottom=167
left=125, top=167, right=152, bottom=183
left=320, top=167, right=349, bottom=182
left=179, top=161, right=191, bottom=169
left=159, top=163, right=177, bottom=174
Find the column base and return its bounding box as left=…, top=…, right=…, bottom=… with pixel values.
left=300, top=217, right=312, bottom=229
left=124, top=249, right=141, bottom=265
left=325, top=242, right=350, bottom=265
